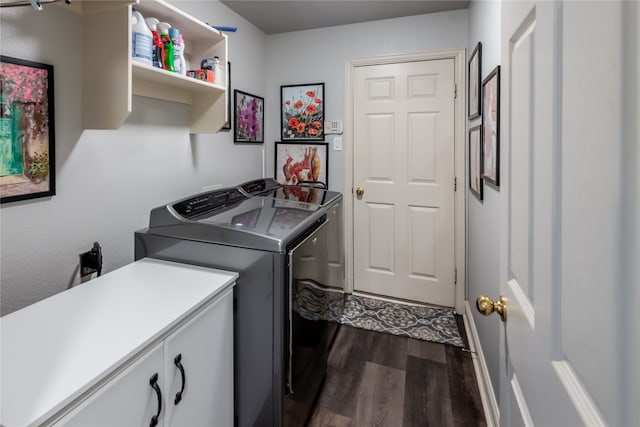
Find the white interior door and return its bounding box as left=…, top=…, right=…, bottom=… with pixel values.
left=497, top=1, right=637, bottom=425
left=352, top=59, right=456, bottom=306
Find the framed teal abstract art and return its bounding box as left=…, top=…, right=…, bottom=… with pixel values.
left=0, top=55, right=55, bottom=203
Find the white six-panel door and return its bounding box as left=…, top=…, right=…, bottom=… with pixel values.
left=498, top=1, right=637, bottom=425
left=352, top=59, right=456, bottom=306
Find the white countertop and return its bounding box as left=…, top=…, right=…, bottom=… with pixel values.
left=0, top=258, right=238, bottom=427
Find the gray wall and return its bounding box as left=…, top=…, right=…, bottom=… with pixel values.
left=1, top=11, right=500, bottom=407
left=466, top=0, right=501, bottom=404
left=264, top=9, right=469, bottom=192
left=0, top=4, right=474, bottom=319
left=0, top=1, right=267, bottom=315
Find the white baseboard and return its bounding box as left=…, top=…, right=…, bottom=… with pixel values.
left=463, top=301, right=500, bottom=427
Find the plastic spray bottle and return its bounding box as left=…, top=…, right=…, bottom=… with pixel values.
left=169, top=28, right=183, bottom=74
left=144, top=17, right=164, bottom=69
left=157, top=22, right=174, bottom=72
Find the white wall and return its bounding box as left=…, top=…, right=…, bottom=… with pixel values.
left=0, top=1, right=267, bottom=315
left=264, top=9, right=469, bottom=192
left=466, top=0, right=501, bottom=405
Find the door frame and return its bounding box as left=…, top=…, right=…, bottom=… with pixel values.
left=343, top=49, right=466, bottom=313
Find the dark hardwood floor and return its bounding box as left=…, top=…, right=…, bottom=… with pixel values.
left=306, top=317, right=486, bottom=427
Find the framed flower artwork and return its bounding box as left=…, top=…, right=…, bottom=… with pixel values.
left=234, top=89, right=264, bottom=143
left=0, top=55, right=56, bottom=204
left=280, top=83, right=324, bottom=141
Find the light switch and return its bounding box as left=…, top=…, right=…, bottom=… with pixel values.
left=333, top=137, right=343, bottom=151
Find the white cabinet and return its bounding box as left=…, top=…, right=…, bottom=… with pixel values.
left=0, top=258, right=237, bottom=427
left=164, top=289, right=233, bottom=427
left=53, top=342, right=165, bottom=427
left=56, top=289, right=233, bottom=427
left=77, top=0, right=228, bottom=133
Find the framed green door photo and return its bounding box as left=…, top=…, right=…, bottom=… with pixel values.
left=1, top=55, right=55, bottom=203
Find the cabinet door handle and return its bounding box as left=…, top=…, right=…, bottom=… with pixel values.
left=149, top=373, right=162, bottom=427
left=174, top=353, right=186, bottom=405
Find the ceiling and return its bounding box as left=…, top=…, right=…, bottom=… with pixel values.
left=220, top=0, right=470, bottom=34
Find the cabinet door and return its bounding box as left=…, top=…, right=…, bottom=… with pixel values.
left=55, top=342, right=164, bottom=427
left=164, top=289, right=234, bottom=427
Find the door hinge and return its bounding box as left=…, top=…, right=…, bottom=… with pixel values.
left=454, top=83, right=457, bottom=99
left=454, top=268, right=457, bottom=284
left=454, top=176, right=457, bottom=192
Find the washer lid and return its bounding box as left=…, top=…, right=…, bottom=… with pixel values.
left=148, top=192, right=324, bottom=252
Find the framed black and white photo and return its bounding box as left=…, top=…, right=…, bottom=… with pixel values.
left=468, top=42, right=482, bottom=119
left=469, top=125, right=483, bottom=201
left=482, top=65, right=500, bottom=187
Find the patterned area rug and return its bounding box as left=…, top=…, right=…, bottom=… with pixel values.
left=293, top=281, right=464, bottom=347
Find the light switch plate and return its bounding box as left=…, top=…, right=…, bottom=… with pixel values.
left=333, top=136, right=343, bottom=151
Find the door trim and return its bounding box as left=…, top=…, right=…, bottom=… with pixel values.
left=344, top=49, right=466, bottom=313
left=465, top=301, right=499, bottom=427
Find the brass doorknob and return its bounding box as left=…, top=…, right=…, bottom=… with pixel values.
left=355, top=187, right=364, bottom=197
left=476, top=295, right=507, bottom=322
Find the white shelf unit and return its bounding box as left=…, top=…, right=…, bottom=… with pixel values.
left=79, top=0, right=228, bottom=133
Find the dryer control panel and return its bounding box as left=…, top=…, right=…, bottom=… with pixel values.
left=173, top=189, right=247, bottom=218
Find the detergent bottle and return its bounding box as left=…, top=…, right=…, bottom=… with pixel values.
left=131, top=9, right=152, bottom=65
left=178, top=34, right=187, bottom=75
left=212, top=56, right=221, bottom=85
